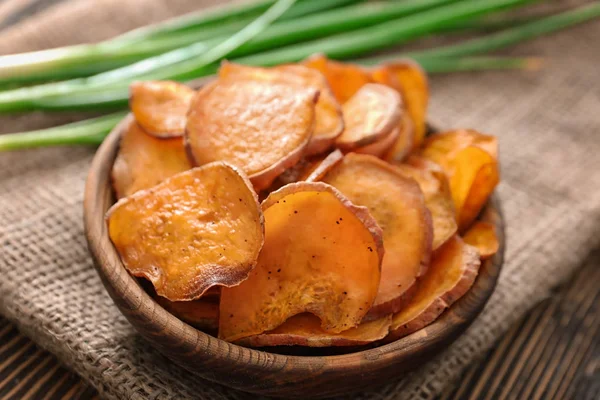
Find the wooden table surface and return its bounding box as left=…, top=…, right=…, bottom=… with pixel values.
left=1, top=251, right=597, bottom=400
left=0, top=1, right=598, bottom=398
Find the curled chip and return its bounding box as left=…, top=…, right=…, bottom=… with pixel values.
left=302, top=149, right=344, bottom=182
left=420, top=129, right=498, bottom=161
left=155, top=296, right=219, bottom=331
left=420, top=131, right=499, bottom=231
left=107, top=162, right=264, bottom=301
left=219, top=182, right=384, bottom=342
left=372, top=60, right=429, bottom=149
left=185, top=78, right=318, bottom=190
left=394, top=162, right=457, bottom=251
left=355, top=126, right=400, bottom=157
left=322, top=154, right=433, bottom=318
left=463, top=221, right=499, bottom=260
left=129, top=81, right=194, bottom=138
left=220, top=62, right=343, bottom=155
left=111, top=118, right=190, bottom=199
left=336, top=83, right=402, bottom=151
left=383, top=113, right=415, bottom=163
left=237, top=313, right=392, bottom=347
left=303, top=53, right=373, bottom=103
left=386, top=235, right=480, bottom=341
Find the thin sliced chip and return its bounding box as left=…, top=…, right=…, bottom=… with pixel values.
left=129, top=81, right=194, bottom=138
left=155, top=296, right=219, bottom=331
left=372, top=60, right=429, bottom=148
left=302, top=149, right=344, bottom=182
left=107, top=162, right=264, bottom=301
left=382, top=113, right=415, bottom=162
left=185, top=78, right=318, bottom=190
left=219, top=182, right=384, bottom=342
left=394, top=163, right=457, bottom=250
left=237, top=313, right=392, bottom=347
left=387, top=235, right=480, bottom=341
left=336, top=83, right=402, bottom=151
left=111, top=118, right=190, bottom=199
left=421, top=133, right=499, bottom=231
left=303, top=53, right=373, bottom=103
left=463, top=221, right=499, bottom=260
left=322, top=154, right=433, bottom=318
left=355, top=126, right=400, bottom=157
left=220, top=62, right=343, bottom=155
left=420, top=129, right=499, bottom=161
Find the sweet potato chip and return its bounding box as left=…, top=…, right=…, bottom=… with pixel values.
left=155, top=296, right=219, bottom=331
left=302, top=149, right=344, bottom=182
left=463, top=221, right=499, bottom=260
left=129, top=80, right=194, bottom=138
left=336, top=83, right=402, bottom=151
left=387, top=235, right=480, bottom=340
left=303, top=53, right=373, bottom=103
left=421, top=132, right=499, bottom=231
left=382, top=113, right=415, bottom=162
left=107, top=162, right=264, bottom=301
left=219, top=182, right=384, bottom=342
left=237, top=313, right=392, bottom=347
left=394, top=163, right=457, bottom=251
left=111, top=118, right=191, bottom=199
left=220, top=62, right=343, bottom=155
left=322, top=154, right=433, bottom=317
left=185, top=78, right=318, bottom=190
left=355, top=126, right=400, bottom=157
left=372, top=60, right=429, bottom=148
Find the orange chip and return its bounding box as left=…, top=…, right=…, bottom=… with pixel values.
left=219, top=182, right=384, bottom=342
left=463, top=221, right=499, bottom=260
left=394, top=162, right=457, bottom=251
left=303, top=53, right=373, bottom=103
left=185, top=78, right=318, bottom=190
left=155, top=296, right=219, bottom=331
left=387, top=235, right=480, bottom=341
left=219, top=62, right=343, bottom=155
left=355, top=126, right=400, bottom=157
left=382, top=113, right=415, bottom=162
left=336, top=83, right=402, bottom=151
left=322, top=154, right=433, bottom=318
left=421, top=131, right=499, bottom=231
left=372, top=60, right=429, bottom=148
left=107, top=162, right=264, bottom=301
left=111, top=118, right=191, bottom=199
left=302, top=149, right=344, bottom=182
left=129, top=81, right=194, bottom=138
left=237, top=313, right=392, bottom=347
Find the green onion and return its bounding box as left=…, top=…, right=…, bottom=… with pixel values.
left=0, top=0, right=534, bottom=112
left=0, top=0, right=297, bottom=113
left=0, top=112, right=127, bottom=151
left=406, top=2, right=600, bottom=61
left=0, top=0, right=459, bottom=103
left=416, top=56, right=543, bottom=73
left=0, top=0, right=356, bottom=85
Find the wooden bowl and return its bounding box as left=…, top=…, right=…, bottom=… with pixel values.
left=84, top=116, right=505, bottom=398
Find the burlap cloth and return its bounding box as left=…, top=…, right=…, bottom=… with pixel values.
left=0, top=0, right=599, bottom=398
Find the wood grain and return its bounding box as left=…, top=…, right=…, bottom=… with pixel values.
left=81, top=118, right=505, bottom=398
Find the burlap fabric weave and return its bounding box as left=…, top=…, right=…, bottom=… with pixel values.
left=0, top=0, right=599, bottom=398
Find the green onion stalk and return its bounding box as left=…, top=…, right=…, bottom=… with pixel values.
left=0, top=0, right=461, bottom=105
left=0, top=0, right=537, bottom=112
left=0, top=0, right=360, bottom=85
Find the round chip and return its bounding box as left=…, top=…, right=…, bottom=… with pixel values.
left=111, top=118, right=191, bottom=199
left=129, top=80, right=194, bottom=138
left=185, top=78, right=319, bottom=190
left=336, top=83, right=402, bottom=151
left=219, top=181, right=384, bottom=342
left=107, top=162, right=264, bottom=301
left=321, top=154, right=433, bottom=318
left=463, top=221, right=499, bottom=260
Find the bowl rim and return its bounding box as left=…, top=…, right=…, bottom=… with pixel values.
left=84, top=113, right=505, bottom=385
